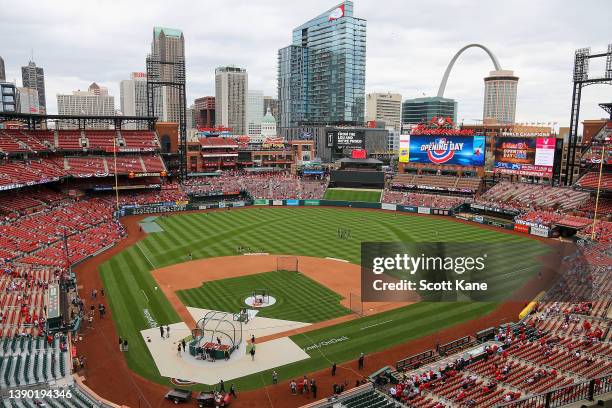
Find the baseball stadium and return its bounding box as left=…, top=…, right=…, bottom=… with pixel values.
left=0, top=35, right=611, bottom=408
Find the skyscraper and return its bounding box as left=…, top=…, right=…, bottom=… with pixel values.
left=21, top=61, right=46, bottom=113
left=401, top=97, right=457, bottom=126
left=151, top=27, right=185, bottom=123
left=120, top=72, right=148, bottom=129
left=0, top=56, right=5, bottom=82
left=16, top=87, right=40, bottom=114
left=194, top=96, right=215, bottom=128
left=57, top=83, right=115, bottom=129
left=483, top=69, right=518, bottom=124
left=247, top=90, right=264, bottom=136
left=366, top=92, right=402, bottom=131
left=278, top=1, right=366, bottom=130
left=215, top=66, right=247, bottom=134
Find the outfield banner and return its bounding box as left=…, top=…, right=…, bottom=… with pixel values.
left=361, top=241, right=583, bottom=302
left=303, top=200, right=320, bottom=206
left=233, top=201, right=245, bottom=207
left=253, top=199, right=268, bottom=206
left=286, top=199, right=299, bottom=206
left=417, top=207, right=431, bottom=215
left=218, top=202, right=226, bottom=208
left=399, top=205, right=418, bottom=213
left=514, top=224, right=530, bottom=233
left=530, top=225, right=550, bottom=238
left=381, top=203, right=397, bottom=211
left=272, top=200, right=283, bottom=206
left=474, top=215, right=484, bottom=224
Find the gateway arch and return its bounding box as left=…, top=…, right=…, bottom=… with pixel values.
left=437, top=44, right=502, bottom=98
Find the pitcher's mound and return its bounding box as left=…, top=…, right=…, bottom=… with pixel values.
left=245, top=296, right=277, bottom=308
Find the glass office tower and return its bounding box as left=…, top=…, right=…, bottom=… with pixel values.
left=278, top=1, right=366, bottom=129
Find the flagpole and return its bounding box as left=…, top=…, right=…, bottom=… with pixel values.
left=590, top=143, right=606, bottom=241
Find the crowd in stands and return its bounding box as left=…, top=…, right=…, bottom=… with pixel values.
left=476, top=181, right=591, bottom=212
left=382, top=190, right=470, bottom=210
left=576, top=172, right=612, bottom=191
left=183, top=171, right=328, bottom=200
left=391, top=174, right=482, bottom=193
left=0, top=196, right=125, bottom=267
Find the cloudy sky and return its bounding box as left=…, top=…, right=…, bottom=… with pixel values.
left=2, top=0, right=610, bottom=128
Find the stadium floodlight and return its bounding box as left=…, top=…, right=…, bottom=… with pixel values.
left=573, top=47, right=590, bottom=82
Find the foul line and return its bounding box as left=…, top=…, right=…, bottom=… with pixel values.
left=360, top=320, right=393, bottom=331
left=136, top=241, right=156, bottom=269
left=325, top=257, right=349, bottom=263
left=141, top=290, right=149, bottom=303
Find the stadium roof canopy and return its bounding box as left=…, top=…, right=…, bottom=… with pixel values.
left=336, top=157, right=383, bottom=165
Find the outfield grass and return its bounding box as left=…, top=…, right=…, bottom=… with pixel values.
left=99, top=207, right=549, bottom=390
left=177, top=270, right=351, bottom=323
left=323, top=188, right=382, bottom=202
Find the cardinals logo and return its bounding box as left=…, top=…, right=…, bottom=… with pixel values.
left=328, top=4, right=344, bottom=20
left=422, top=138, right=463, bottom=164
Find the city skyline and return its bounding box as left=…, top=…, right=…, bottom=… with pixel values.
left=1, top=0, right=610, bottom=128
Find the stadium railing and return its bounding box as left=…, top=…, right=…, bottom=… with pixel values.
left=496, top=372, right=611, bottom=407
left=299, top=382, right=375, bottom=408
left=396, top=349, right=435, bottom=371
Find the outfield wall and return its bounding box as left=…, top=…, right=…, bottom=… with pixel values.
left=116, top=199, right=541, bottom=237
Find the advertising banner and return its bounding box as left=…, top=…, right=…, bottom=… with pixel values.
left=408, top=135, right=485, bottom=166
left=253, top=199, right=268, bottom=206
left=494, top=137, right=555, bottom=177
left=417, top=207, right=431, bottom=215
left=272, top=200, right=283, bottom=206
left=303, top=200, right=320, bottom=206
left=286, top=199, right=299, bottom=206
left=530, top=226, right=550, bottom=238
left=233, top=201, right=245, bottom=207
left=474, top=215, right=484, bottom=224
left=381, top=203, right=397, bottom=211
left=327, top=130, right=365, bottom=149
left=514, top=224, right=530, bottom=233
left=398, top=134, right=410, bottom=163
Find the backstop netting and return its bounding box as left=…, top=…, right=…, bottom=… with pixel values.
left=349, top=292, right=363, bottom=316
left=277, top=256, right=298, bottom=272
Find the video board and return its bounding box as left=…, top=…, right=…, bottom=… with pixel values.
left=494, top=137, right=556, bottom=177
left=326, top=130, right=365, bottom=149
left=405, top=135, right=486, bottom=166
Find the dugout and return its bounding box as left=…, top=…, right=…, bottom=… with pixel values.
left=330, top=158, right=385, bottom=188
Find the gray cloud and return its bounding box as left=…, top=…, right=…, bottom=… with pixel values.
left=1, top=0, right=610, bottom=127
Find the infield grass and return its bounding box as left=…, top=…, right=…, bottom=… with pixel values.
left=323, top=188, right=382, bottom=202
left=177, top=270, right=351, bottom=323
left=99, top=207, right=549, bottom=391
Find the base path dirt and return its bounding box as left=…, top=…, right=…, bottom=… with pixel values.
left=151, top=255, right=413, bottom=342
left=72, top=207, right=544, bottom=408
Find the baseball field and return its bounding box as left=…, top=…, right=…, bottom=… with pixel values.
left=323, top=188, right=382, bottom=202
left=99, top=207, right=549, bottom=391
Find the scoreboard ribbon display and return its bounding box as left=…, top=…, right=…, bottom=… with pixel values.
left=408, top=135, right=485, bottom=166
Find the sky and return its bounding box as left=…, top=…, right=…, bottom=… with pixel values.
left=1, top=0, right=611, bottom=129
